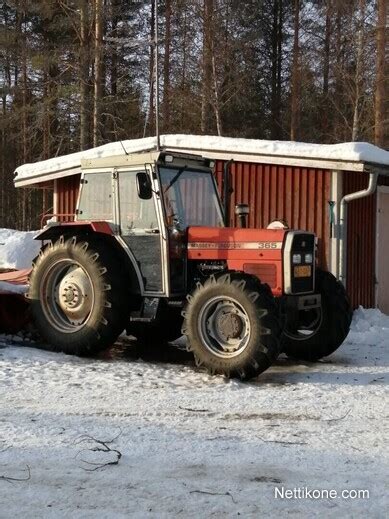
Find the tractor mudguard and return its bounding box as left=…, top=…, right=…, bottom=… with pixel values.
left=34, top=223, right=143, bottom=297
left=34, top=221, right=114, bottom=241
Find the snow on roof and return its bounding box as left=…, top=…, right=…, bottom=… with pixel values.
left=14, top=134, right=389, bottom=185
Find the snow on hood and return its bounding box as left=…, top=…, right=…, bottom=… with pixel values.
left=0, top=228, right=40, bottom=270
left=14, top=134, right=389, bottom=182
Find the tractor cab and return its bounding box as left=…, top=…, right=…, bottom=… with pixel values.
left=76, top=150, right=224, bottom=296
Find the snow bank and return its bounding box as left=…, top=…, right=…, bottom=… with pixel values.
left=0, top=228, right=39, bottom=270
left=347, top=307, right=389, bottom=346
left=14, top=134, right=389, bottom=182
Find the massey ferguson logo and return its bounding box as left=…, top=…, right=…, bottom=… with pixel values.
left=188, top=242, right=282, bottom=250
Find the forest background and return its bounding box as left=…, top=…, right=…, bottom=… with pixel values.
left=0, top=0, right=387, bottom=229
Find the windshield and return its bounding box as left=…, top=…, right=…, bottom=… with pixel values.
left=159, top=167, right=224, bottom=229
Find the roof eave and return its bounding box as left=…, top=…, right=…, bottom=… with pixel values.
left=14, top=166, right=82, bottom=188
left=14, top=149, right=389, bottom=188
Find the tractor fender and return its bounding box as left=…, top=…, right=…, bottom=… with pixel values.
left=34, top=222, right=144, bottom=298
left=34, top=221, right=114, bottom=241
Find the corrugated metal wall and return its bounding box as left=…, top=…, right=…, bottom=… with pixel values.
left=215, top=161, right=332, bottom=270
left=55, top=175, right=80, bottom=221
left=343, top=172, right=376, bottom=309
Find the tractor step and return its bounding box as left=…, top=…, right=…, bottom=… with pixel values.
left=129, top=316, right=154, bottom=323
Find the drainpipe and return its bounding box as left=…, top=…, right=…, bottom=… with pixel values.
left=339, top=171, right=378, bottom=288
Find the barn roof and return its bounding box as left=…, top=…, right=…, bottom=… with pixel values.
left=14, top=134, right=389, bottom=187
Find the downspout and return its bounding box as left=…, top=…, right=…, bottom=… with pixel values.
left=339, top=171, right=378, bottom=288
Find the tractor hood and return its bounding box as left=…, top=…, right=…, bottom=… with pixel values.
left=187, top=227, right=287, bottom=261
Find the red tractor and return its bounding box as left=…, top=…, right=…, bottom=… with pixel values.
left=27, top=150, right=352, bottom=379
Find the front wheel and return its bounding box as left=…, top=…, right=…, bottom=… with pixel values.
left=281, top=269, right=352, bottom=361
left=182, top=272, right=281, bottom=380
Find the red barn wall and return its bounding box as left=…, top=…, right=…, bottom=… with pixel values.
left=343, top=174, right=389, bottom=309
left=343, top=172, right=378, bottom=309
left=215, top=161, right=332, bottom=271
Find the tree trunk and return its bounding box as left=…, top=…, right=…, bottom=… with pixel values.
left=180, top=7, right=188, bottom=130
left=93, top=0, right=103, bottom=147
left=351, top=0, right=365, bottom=142
left=271, top=0, right=283, bottom=139
left=163, top=0, right=171, bottom=131
left=212, top=53, right=223, bottom=136
left=375, top=0, right=387, bottom=147
left=201, top=0, right=213, bottom=134
left=290, top=0, right=300, bottom=140
left=322, top=0, right=331, bottom=140
left=146, top=2, right=156, bottom=137
left=80, top=0, right=89, bottom=150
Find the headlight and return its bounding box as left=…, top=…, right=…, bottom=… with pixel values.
left=305, top=253, right=313, bottom=264
left=292, top=254, right=302, bottom=264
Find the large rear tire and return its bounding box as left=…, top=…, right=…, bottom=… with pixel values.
left=281, top=269, right=352, bottom=361
left=182, top=272, right=281, bottom=380
left=28, top=235, right=129, bottom=355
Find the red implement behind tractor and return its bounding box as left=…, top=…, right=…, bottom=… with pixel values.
left=0, top=269, right=30, bottom=334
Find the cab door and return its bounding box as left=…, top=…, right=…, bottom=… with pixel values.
left=117, top=169, right=164, bottom=294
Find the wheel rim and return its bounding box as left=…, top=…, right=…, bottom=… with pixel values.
left=39, top=259, right=95, bottom=333
left=283, top=308, right=323, bottom=341
left=198, top=296, right=251, bottom=358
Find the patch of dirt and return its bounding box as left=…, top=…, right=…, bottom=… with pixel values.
left=251, top=476, right=283, bottom=484
left=222, top=412, right=320, bottom=421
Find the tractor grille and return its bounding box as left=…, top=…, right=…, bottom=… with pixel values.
left=284, top=232, right=315, bottom=295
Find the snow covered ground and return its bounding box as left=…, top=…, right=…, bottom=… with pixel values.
left=0, top=308, right=388, bottom=518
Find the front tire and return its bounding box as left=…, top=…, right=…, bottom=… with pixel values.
left=182, top=272, right=281, bottom=380
left=29, top=235, right=128, bottom=355
left=281, top=269, right=352, bottom=361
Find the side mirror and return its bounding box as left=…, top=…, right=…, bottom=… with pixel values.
left=136, top=172, right=152, bottom=200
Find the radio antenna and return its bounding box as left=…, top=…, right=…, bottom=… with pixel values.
left=154, top=0, right=160, bottom=151
left=120, top=141, right=129, bottom=155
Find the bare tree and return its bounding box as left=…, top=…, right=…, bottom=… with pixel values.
left=201, top=0, right=214, bottom=134
left=375, top=0, right=387, bottom=147
left=290, top=0, right=300, bottom=140
left=163, top=0, right=172, bottom=131
left=80, top=0, right=90, bottom=150
left=270, top=0, right=284, bottom=139
left=93, top=0, right=103, bottom=147
left=351, top=0, right=366, bottom=141
left=146, top=1, right=156, bottom=136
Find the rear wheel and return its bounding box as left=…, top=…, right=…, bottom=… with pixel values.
left=182, top=272, right=280, bottom=380
left=281, top=269, right=352, bottom=361
left=29, top=235, right=128, bottom=355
